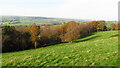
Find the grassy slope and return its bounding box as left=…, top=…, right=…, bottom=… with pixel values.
left=2, top=30, right=118, bottom=66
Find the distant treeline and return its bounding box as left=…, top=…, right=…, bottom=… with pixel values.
left=2, top=21, right=119, bottom=52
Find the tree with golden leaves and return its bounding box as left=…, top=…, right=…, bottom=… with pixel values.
left=40, top=25, right=61, bottom=46
left=59, top=21, right=81, bottom=42
left=111, top=24, right=120, bottom=30
left=88, top=20, right=106, bottom=31
left=27, top=25, right=40, bottom=48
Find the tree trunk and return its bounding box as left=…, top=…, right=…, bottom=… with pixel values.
left=34, top=42, right=37, bottom=48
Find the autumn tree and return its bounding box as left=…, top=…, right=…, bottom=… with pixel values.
left=2, top=26, right=21, bottom=52
left=88, top=20, right=107, bottom=31
left=17, top=26, right=32, bottom=50
left=78, top=23, right=94, bottom=38
left=97, top=21, right=107, bottom=31
left=40, top=25, right=61, bottom=46
left=2, top=25, right=40, bottom=52
left=59, top=21, right=81, bottom=42
left=88, top=21, right=98, bottom=31
left=27, top=25, right=40, bottom=48
left=111, top=24, right=120, bottom=30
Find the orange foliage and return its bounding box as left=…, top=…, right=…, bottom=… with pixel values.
left=26, top=25, right=40, bottom=48
left=111, top=24, right=120, bottom=30
left=59, top=21, right=81, bottom=42
left=40, top=26, right=61, bottom=46
left=88, top=20, right=107, bottom=31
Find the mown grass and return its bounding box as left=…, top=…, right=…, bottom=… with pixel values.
left=2, top=30, right=118, bottom=66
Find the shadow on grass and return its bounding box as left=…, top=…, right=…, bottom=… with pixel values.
left=73, top=35, right=100, bottom=43
left=45, top=33, right=100, bottom=47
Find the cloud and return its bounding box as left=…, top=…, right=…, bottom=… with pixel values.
left=0, top=0, right=119, bottom=21
left=53, top=0, right=119, bottom=20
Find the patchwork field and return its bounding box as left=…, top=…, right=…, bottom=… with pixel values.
left=2, top=30, right=118, bottom=66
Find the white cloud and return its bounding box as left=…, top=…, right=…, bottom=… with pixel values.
left=0, top=0, right=119, bottom=21
left=53, top=0, right=119, bottom=20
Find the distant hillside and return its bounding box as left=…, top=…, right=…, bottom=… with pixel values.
left=0, top=16, right=91, bottom=25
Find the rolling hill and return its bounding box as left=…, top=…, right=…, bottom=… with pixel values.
left=2, top=30, right=118, bottom=66
left=0, top=16, right=91, bottom=26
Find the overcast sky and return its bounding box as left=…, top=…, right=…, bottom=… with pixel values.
left=0, top=0, right=119, bottom=21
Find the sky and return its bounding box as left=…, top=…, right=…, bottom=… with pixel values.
left=0, top=0, right=119, bottom=21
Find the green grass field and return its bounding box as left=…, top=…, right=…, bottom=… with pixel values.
left=2, top=30, right=118, bottom=66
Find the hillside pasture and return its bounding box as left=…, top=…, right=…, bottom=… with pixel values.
left=2, top=30, right=118, bottom=66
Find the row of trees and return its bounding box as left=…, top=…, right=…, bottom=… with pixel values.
left=2, top=20, right=116, bottom=52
